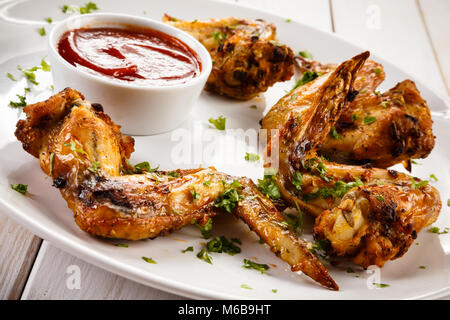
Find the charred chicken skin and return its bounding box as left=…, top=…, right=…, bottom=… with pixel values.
left=262, top=52, right=441, bottom=268
left=163, top=15, right=294, bottom=100
left=296, top=55, right=435, bottom=169
left=15, top=88, right=337, bottom=290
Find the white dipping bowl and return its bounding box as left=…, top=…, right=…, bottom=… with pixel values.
left=48, top=13, right=212, bottom=135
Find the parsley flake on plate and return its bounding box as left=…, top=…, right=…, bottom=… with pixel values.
left=208, top=116, right=226, bottom=130
left=243, top=259, right=270, bottom=274
left=11, top=183, right=28, bottom=195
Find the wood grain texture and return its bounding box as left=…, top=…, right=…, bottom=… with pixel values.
left=418, top=0, right=450, bottom=95
left=0, top=213, right=41, bottom=299
left=21, top=242, right=185, bottom=300
left=331, top=0, right=447, bottom=94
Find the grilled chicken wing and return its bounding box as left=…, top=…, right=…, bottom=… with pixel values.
left=313, top=168, right=441, bottom=267
left=296, top=56, right=435, bottom=168
left=15, top=88, right=337, bottom=290
left=163, top=15, right=294, bottom=100
left=262, top=52, right=441, bottom=268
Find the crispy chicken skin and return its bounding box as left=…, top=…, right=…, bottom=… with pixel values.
left=313, top=168, right=441, bottom=267
left=15, top=88, right=337, bottom=290
left=262, top=52, right=441, bottom=268
left=296, top=56, right=435, bottom=168
left=163, top=15, right=294, bottom=100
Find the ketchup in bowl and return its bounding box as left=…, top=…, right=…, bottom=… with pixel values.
left=57, top=26, right=201, bottom=86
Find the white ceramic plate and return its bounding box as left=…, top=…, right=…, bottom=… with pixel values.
left=0, top=0, right=449, bottom=299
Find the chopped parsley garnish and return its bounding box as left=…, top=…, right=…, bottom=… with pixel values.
left=380, top=101, right=388, bottom=108
left=419, top=266, right=426, bottom=269
left=49, top=152, right=55, bottom=175
left=197, top=249, right=213, bottom=264
left=207, top=236, right=241, bottom=255
left=411, top=160, right=421, bottom=165
left=346, top=267, right=355, bottom=273
left=428, top=226, right=449, bottom=235
left=240, top=284, right=252, bottom=290
left=447, top=199, right=450, bottom=207
left=115, top=243, right=128, bottom=248
left=64, top=140, right=88, bottom=156
left=429, top=174, right=438, bottom=182
left=11, top=183, right=28, bottom=195
left=191, top=186, right=201, bottom=205
left=62, top=2, right=98, bottom=14
left=243, top=259, right=270, bottom=274
left=291, top=171, right=303, bottom=193
left=272, top=289, right=277, bottom=293
left=87, top=161, right=100, bottom=174
left=352, top=114, right=358, bottom=121
left=195, top=218, right=213, bottom=239
left=167, top=171, right=179, bottom=178
left=249, top=105, right=257, bottom=109
left=6, top=73, right=16, bottom=81
left=215, top=181, right=243, bottom=213
left=410, top=177, right=429, bottom=189
left=376, top=195, right=384, bottom=202
left=299, top=50, right=313, bottom=59
left=285, top=18, right=292, bottom=22
left=292, top=71, right=320, bottom=90
left=182, top=246, right=194, bottom=253
left=38, top=27, right=46, bottom=36
left=45, top=17, right=52, bottom=23
left=373, top=283, right=389, bottom=288
left=257, top=169, right=280, bottom=200
left=363, top=116, right=377, bottom=125
left=211, top=31, right=227, bottom=43
left=208, top=116, right=226, bottom=130
left=309, top=238, right=330, bottom=259
left=131, top=161, right=159, bottom=173
left=303, top=178, right=363, bottom=201
left=301, top=157, right=330, bottom=182
left=372, top=68, right=382, bottom=75
left=9, top=92, right=27, bottom=108
left=245, top=152, right=260, bottom=162
left=142, top=256, right=156, bottom=264
left=16, top=58, right=51, bottom=86
left=203, top=180, right=211, bottom=187
left=330, top=126, right=342, bottom=139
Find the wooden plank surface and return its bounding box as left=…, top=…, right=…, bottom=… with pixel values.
left=20, top=0, right=333, bottom=300
left=418, top=0, right=450, bottom=95
left=21, top=242, right=184, bottom=300
left=0, top=214, right=41, bottom=299
left=331, top=0, right=447, bottom=95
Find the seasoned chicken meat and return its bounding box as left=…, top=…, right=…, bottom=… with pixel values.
left=262, top=52, right=441, bottom=268
left=296, top=55, right=435, bottom=168
left=15, top=88, right=337, bottom=290
left=163, top=15, right=294, bottom=100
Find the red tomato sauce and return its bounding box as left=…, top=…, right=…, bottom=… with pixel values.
left=58, top=26, right=201, bottom=86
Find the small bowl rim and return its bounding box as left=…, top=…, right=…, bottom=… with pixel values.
left=48, top=12, right=212, bottom=91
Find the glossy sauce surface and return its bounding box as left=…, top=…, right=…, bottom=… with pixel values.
left=58, top=26, right=201, bottom=86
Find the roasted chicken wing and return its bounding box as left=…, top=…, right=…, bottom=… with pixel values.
left=262, top=52, right=441, bottom=268
left=163, top=15, right=294, bottom=100
left=296, top=55, right=435, bottom=168
left=15, top=88, right=337, bottom=290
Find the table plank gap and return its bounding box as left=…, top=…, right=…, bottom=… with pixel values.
left=417, top=0, right=450, bottom=95
left=0, top=214, right=42, bottom=300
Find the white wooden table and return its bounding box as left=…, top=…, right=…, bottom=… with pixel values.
left=1, top=0, right=449, bottom=299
